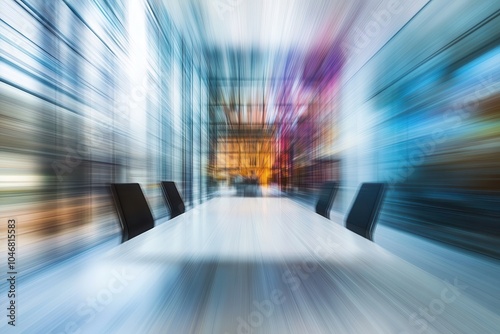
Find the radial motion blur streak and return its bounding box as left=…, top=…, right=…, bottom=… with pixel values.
left=1, top=0, right=500, bottom=333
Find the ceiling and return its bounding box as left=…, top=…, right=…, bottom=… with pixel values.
left=162, top=0, right=429, bottom=52
left=160, top=0, right=431, bottom=127
left=162, top=0, right=361, bottom=50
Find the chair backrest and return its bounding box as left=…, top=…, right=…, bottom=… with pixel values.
left=161, top=181, right=185, bottom=219
left=110, top=183, right=154, bottom=243
left=345, top=183, right=386, bottom=241
left=315, top=181, right=339, bottom=219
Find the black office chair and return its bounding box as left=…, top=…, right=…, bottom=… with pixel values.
left=315, top=181, right=339, bottom=219
left=345, top=183, right=386, bottom=241
left=160, top=181, right=185, bottom=219
left=110, top=183, right=155, bottom=243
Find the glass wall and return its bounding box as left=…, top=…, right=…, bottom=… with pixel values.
left=338, top=0, right=500, bottom=257
left=0, top=0, right=209, bottom=272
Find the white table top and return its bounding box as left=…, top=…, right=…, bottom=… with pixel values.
left=6, top=197, right=499, bottom=333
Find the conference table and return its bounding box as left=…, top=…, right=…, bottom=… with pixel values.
left=9, top=197, right=499, bottom=333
